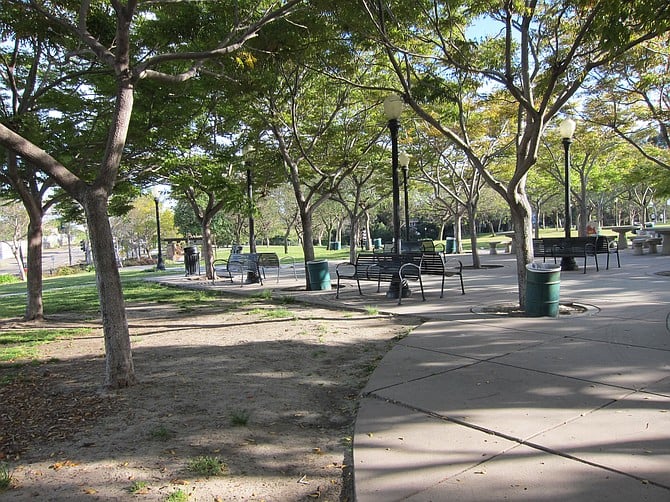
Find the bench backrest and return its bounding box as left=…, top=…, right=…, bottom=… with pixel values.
left=532, top=239, right=548, bottom=255
left=534, top=236, right=611, bottom=255
left=257, top=252, right=280, bottom=267
left=592, top=235, right=612, bottom=252
left=229, top=253, right=246, bottom=264
left=418, top=252, right=445, bottom=273
left=355, top=253, right=379, bottom=267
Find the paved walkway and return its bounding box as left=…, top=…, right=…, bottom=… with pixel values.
left=157, top=249, right=670, bottom=501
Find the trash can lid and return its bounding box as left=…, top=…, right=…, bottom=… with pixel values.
left=526, top=262, right=561, bottom=272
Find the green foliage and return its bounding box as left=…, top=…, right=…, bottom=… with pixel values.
left=52, top=265, right=88, bottom=276
left=0, top=328, right=90, bottom=362
left=262, top=308, right=295, bottom=319
left=0, top=274, right=19, bottom=285
left=166, top=490, right=189, bottom=502
left=148, top=425, right=174, bottom=441
left=186, top=456, right=227, bottom=477
left=229, top=409, right=250, bottom=426
left=250, top=289, right=273, bottom=300
left=0, top=270, right=223, bottom=319
left=128, top=480, right=149, bottom=494
left=0, top=463, right=12, bottom=491
left=364, top=305, right=379, bottom=316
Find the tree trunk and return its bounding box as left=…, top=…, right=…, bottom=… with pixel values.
left=84, top=192, right=136, bottom=389
left=364, top=211, right=372, bottom=251
left=25, top=213, right=44, bottom=321
left=202, top=219, right=214, bottom=280
left=12, top=246, right=26, bottom=281
left=467, top=205, right=481, bottom=269
left=349, top=216, right=360, bottom=263
left=454, top=215, right=464, bottom=253
left=300, top=209, right=317, bottom=290
left=509, top=194, right=534, bottom=309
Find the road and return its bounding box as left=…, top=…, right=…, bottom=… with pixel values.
left=0, top=246, right=86, bottom=276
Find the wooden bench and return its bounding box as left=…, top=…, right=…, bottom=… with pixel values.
left=335, top=252, right=421, bottom=304
left=532, top=236, right=620, bottom=274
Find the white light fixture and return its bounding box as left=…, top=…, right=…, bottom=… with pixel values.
left=151, top=186, right=161, bottom=200
left=383, top=94, right=404, bottom=120
left=399, top=151, right=411, bottom=167
left=559, top=118, right=576, bottom=140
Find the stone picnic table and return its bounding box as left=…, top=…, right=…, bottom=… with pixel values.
left=606, top=225, right=637, bottom=250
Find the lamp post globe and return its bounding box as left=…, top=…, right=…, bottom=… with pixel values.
left=559, top=118, right=578, bottom=271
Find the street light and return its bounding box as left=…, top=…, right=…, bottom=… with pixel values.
left=399, top=150, right=411, bottom=242
left=152, top=187, right=165, bottom=271
left=243, top=144, right=256, bottom=254
left=243, top=144, right=260, bottom=283
left=383, top=94, right=403, bottom=254
left=559, top=118, right=578, bottom=271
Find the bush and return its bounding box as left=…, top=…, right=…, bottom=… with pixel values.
left=53, top=264, right=88, bottom=276
left=122, top=257, right=156, bottom=267
left=0, top=274, right=20, bottom=285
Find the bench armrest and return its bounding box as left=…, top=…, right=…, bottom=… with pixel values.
left=443, top=258, right=463, bottom=272
left=336, top=262, right=356, bottom=277
left=279, top=255, right=295, bottom=265
left=399, top=262, right=421, bottom=280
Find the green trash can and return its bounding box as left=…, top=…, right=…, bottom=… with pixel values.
left=525, top=262, right=561, bottom=317
left=306, top=260, right=331, bottom=290
left=445, top=237, right=456, bottom=254
left=329, top=241, right=341, bottom=250
left=373, top=238, right=382, bottom=250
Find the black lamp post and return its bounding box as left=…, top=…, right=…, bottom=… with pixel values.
left=243, top=144, right=260, bottom=283
left=152, top=188, right=165, bottom=271
left=399, top=150, right=411, bottom=242
left=243, top=144, right=257, bottom=254
left=559, top=118, right=578, bottom=271
left=384, top=94, right=403, bottom=254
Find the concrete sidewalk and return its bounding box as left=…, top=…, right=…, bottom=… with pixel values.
left=158, top=249, right=670, bottom=501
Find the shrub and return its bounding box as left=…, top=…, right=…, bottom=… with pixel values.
left=0, top=274, right=20, bottom=285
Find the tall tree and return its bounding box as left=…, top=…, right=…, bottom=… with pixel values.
left=0, top=0, right=302, bottom=388
left=586, top=36, right=670, bottom=170
left=343, top=0, right=670, bottom=306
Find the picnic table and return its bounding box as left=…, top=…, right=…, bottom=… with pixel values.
left=608, top=226, right=637, bottom=250
left=654, top=227, right=670, bottom=255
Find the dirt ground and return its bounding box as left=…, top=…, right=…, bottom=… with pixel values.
left=0, top=295, right=419, bottom=501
